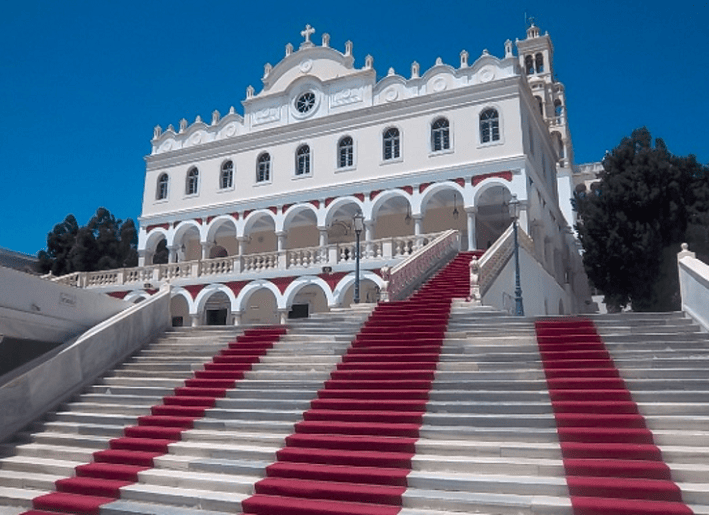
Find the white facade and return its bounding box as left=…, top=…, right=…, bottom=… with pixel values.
left=127, top=23, right=586, bottom=324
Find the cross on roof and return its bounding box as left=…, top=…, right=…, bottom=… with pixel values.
left=301, top=24, right=315, bottom=44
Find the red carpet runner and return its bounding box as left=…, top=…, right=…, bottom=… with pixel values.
left=22, top=326, right=287, bottom=515
left=535, top=318, right=694, bottom=515
left=240, top=251, right=478, bottom=515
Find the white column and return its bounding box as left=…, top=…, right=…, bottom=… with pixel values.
left=201, top=242, right=213, bottom=260
left=278, top=308, right=289, bottom=325
left=190, top=313, right=200, bottom=327
left=167, top=245, right=178, bottom=263
left=413, top=215, right=423, bottom=250
left=465, top=207, right=478, bottom=251
left=276, top=231, right=287, bottom=270
left=231, top=312, right=241, bottom=326
left=138, top=249, right=147, bottom=267
left=237, top=236, right=248, bottom=255
left=364, top=221, right=374, bottom=258
left=318, top=226, right=329, bottom=263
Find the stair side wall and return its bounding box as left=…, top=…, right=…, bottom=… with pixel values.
left=0, top=287, right=171, bottom=443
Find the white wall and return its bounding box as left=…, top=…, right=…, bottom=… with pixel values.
left=0, top=267, right=129, bottom=343
left=483, top=244, right=570, bottom=316
left=679, top=250, right=709, bottom=331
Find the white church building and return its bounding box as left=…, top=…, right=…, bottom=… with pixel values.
left=63, top=23, right=590, bottom=325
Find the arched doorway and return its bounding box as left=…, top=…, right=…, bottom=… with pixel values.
left=475, top=185, right=513, bottom=249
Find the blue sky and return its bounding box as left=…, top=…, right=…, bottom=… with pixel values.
left=2, top=1, right=707, bottom=256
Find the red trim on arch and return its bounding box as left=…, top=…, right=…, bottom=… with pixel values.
left=243, top=209, right=252, bottom=219
left=230, top=212, right=240, bottom=220
left=282, top=204, right=293, bottom=213
left=370, top=190, right=382, bottom=200
left=107, top=291, right=129, bottom=299
left=399, top=186, right=413, bottom=195
left=271, top=276, right=296, bottom=294
left=325, top=197, right=336, bottom=207
left=183, top=284, right=205, bottom=299
left=146, top=223, right=169, bottom=233
left=354, top=193, right=365, bottom=202
left=472, top=171, right=513, bottom=187
left=309, top=200, right=320, bottom=209
left=226, top=280, right=249, bottom=297
left=454, top=178, right=465, bottom=188
left=419, top=182, right=432, bottom=194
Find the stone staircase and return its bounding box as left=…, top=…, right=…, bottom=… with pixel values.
left=0, top=273, right=708, bottom=514
left=0, top=308, right=372, bottom=514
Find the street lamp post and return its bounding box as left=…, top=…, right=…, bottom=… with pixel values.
left=353, top=212, right=364, bottom=304
left=509, top=194, right=525, bottom=316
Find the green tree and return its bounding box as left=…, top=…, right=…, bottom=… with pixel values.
left=575, top=127, right=708, bottom=312
left=38, top=208, right=139, bottom=274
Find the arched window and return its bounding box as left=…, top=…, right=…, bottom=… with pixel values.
left=554, top=99, right=564, bottom=121
left=295, top=144, right=311, bottom=176
left=220, top=160, right=234, bottom=189
left=535, top=53, right=544, bottom=73
left=525, top=55, right=534, bottom=75
left=536, top=96, right=544, bottom=116
left=383, top=127, right=400, bottom=160
left=156, top=173, right=169, bottom=200
left=257, top=153, right=270, bottom=182
left=431, top=117, right=450, bottom=152
left=479, top=109, right=500, bottom=143
left=338, top=136, right=353, bottom=168
left=186, top=167, right=199, bottom=195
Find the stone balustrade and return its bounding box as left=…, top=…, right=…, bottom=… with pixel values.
left=51, top=232, right=445, bottom=289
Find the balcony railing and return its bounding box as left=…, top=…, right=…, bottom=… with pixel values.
left=51, top=232, right=446, bottom=289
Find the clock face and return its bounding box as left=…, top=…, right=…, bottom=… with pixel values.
left=295, top=92, right=316, bottom=114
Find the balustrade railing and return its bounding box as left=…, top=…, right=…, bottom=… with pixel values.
left=381, top=230, right=460, bottom=302
left=475, top=223, right=534, bottom=297
left=49, top=232, right=445, bottom=289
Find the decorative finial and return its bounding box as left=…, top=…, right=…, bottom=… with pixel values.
left=229, top=106, right=235, bottom=115
left=482, top=48, right=489, bottom=56
left=195, top=115, right=202, bottom=124
left=153, top=125, right=162, bottom=139
left=435, top=57, right=443, bottom=66
left=263, top=63, right=272, bottom=78
left=411, top=61, right=420, bottom=78
left=322, top=33, right=330, bottom=47
left=212, top=110, right=220, bottom=125
left=300, top=24, right=315, bottom=48
left=246, top=85, right=254, bottom=99
left=345, top=40, right=353, bottom=56
left=387, top=67, right=395, bottom=76
left=167, top=124, right=175, bottom=133
left=460, top=50, right=469, bottom=68
left=365, top=54, right=373, bottom=68
left=285, top=43, right=293, bottom=56
left=504, top=39, right=513, bottom=58
left=179, top=118, right=187, bottom=132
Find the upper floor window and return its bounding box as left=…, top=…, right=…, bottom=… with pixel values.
left=383, top=127, right=400, bottom=160
left=156, top=173, right=169, bottom=200
left=296, top=145, right=311, bottom=176
left=257, top=153, right=271, bottom=183
left=186, top=167, right=199, bottom=195
left=338, top=136, right=354, bottom=168
left=220, top=160, right=234, bottom=189
left=431, top=117, right=450, bottom=152
left=535, top=53, right=544, bottom=73
left=480, top=109, right=500, bottom=143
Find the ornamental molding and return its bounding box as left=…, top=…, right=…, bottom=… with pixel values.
left=252, top=106, right=281, bottom=126
left=330, top=86, right=364, bottom=108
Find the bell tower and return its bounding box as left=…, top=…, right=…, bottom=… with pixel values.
left=516, top=22, right=573, bottom=170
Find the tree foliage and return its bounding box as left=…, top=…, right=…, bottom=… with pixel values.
left=575, top=127, right=709, bottom=312
left=38, top=207, right=139, bottom=275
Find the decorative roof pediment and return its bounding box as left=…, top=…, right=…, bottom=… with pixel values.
left=260, top=46, right=358, bottom=96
